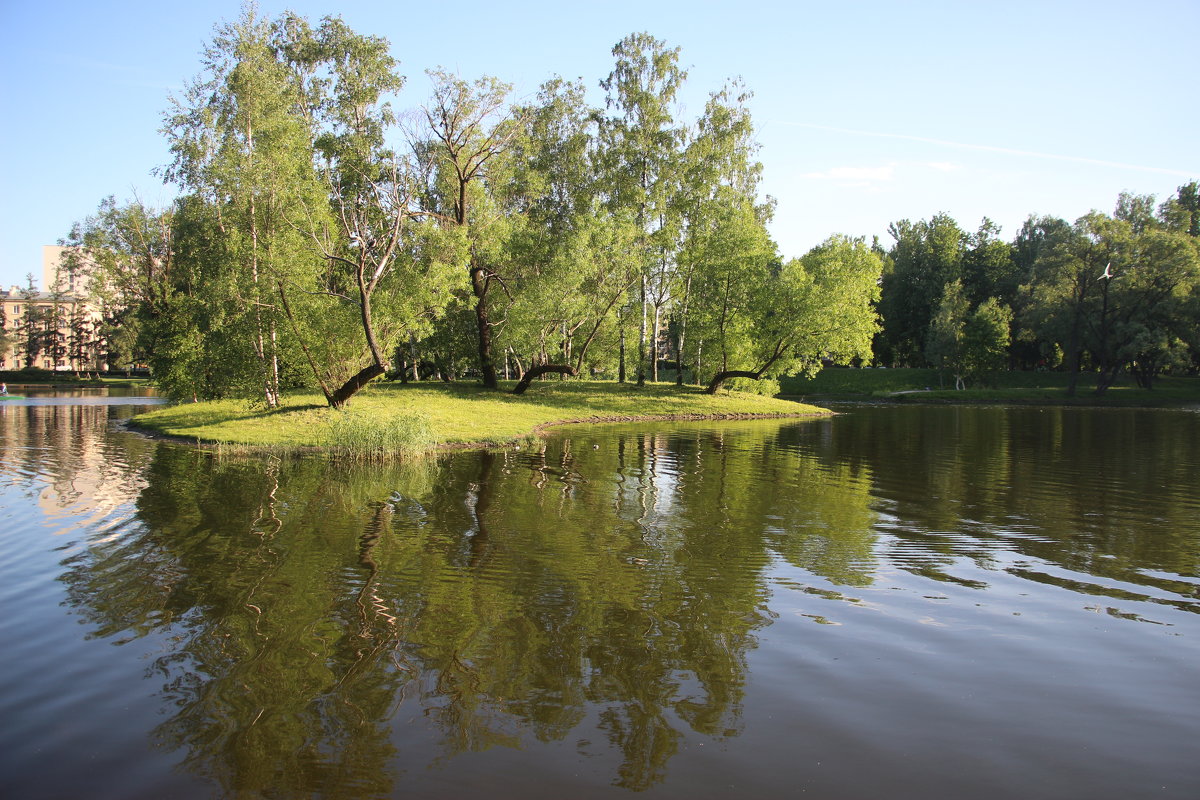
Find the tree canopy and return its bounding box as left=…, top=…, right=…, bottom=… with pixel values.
left=65, top=9, right=1198, bottom=401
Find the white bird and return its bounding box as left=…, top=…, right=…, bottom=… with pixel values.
left=1100, top=262, right=1113, bottom=279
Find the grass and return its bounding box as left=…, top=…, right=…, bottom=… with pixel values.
left=325, top=411, right=438, bottom=460
left=131, top=379, right=828, bottom=454
left=779, top=368, right=1200, bottom=407
left=0, top=372, right=152, bottom=388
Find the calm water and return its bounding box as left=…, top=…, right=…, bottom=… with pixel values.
left=1, top=392, right=1197, bottom=799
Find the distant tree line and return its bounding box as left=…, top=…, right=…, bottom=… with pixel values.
left=875, top=182, right=1200, bottom=395
left=66, top=9, right=881, bottom=406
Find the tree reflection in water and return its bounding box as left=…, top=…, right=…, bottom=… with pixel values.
left=57, top=419, right=877, bottom=794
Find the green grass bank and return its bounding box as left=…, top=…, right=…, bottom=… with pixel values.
left=0, top=369, right=151, bottom=389
left=779, top=368, right=1200, bottom=407
left=131, top=380, right=828, bottom=455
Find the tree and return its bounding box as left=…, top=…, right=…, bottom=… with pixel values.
left=925, top=279, right=970, bottom=389
left=15, top=274, right=49, bottom=368
left=1023, top=212, right=1113, bottom=395
left=1010, top=214, right=1072, bottom=368
left=675, top=80, right=768, bottom=386
left=1095, top=227, right=1199, bottom=390
left=961, top=297, right=1013, bottom=386
left=419, top=69, right=520, bottom=390
left=1024, top=203, right=1200, bottom=395
left=1114, top=191, right=1158, bottom=234
left=64, top=196, right=177, bottom=369
left=598, top=33, right=687, bottom=385
left=499, top=78, right=647, bottom=394
left=702, top=234, right=881, bottom=393
left=0, top=305, right=10, bottom=367
left=962, top=218, right=1017, bottom=309
left=877, top=214, right=966, bottom=365
left=1158, top=181, right=1200, bottom=238
left=162, top=5, right=325, bottom=407
left=279, top=15, right=456, bottom=408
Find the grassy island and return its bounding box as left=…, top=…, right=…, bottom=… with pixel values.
left=131, top=381, right=828, bottom=456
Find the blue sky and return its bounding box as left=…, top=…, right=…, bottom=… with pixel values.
left=1, top=0, right=1196, bottom=289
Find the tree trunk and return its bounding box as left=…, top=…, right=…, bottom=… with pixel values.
left=471, top=263, right=499, bottom=389
left=1130, top=358, right=1156, bottom=389
left=1065, top=272, right=1089, bottom=398
left=513, top=363, right=577, bottom=395
left=706, top=340, right=786, bottom=394
left=277, top=282, right=334, bottom=404
left=618, top=316, right=626, bottom=383
left=706, top=369, right=763, bottom=394
left=1094, top=364, right=1122, bottom=396
left=409, top=333, right=420, bottom=382
left=637, top=274, right=647, bottom=386
left=330, top=363, right=386, bottom=408
left=651, top=304, right=661, bottom=382
left=675, top=321, right=685, bottom=386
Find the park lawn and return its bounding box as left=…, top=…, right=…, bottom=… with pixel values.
left=132, top=379, right=828, bottom=450
left=779, top=368, right=1200, bottom=406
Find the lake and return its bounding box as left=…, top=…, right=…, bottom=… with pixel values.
left=1, top=390, right=1197, bottom=799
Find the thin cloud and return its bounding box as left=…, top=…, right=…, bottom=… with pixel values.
left=802, top=165, right=895, bottom=182
left=784, top=122, right=1197, bottom=178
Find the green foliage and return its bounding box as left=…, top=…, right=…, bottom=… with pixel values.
left=1023, top=205, right=1200, bottom=394
left=1158, top=181, right=1200, bottom=237
left=925, top=283, right=1012, bottom=388
left=60, top=4, right=1200, bottom=398
left=878, top=214, right=967, bottom=365
left=786, top=235, right=883, bottom=370
left=925, top=278, right=969, bottom=381
left=962, top=297, right=1013, bottom=385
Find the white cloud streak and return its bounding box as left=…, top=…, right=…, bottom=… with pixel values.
left=802, top=165, right=895, bottom=181
left=783, top=122, right=1197, bottom=178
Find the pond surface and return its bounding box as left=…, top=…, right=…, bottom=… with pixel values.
left=1, top=393, right=1197, bottom=799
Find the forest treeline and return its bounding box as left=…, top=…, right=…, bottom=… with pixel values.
left=62, top=9, right=1198, bottom=405
left=876, top=186, right=1200, bottom=395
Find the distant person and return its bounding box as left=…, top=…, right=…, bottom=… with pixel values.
left=0, top=382, right=7, bottom=395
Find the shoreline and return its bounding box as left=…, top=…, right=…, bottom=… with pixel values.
left=124, top=409, right=829, bottom=455
left=780, top=392, right=1200, bottom=409
left=125, top=381, right=832, bottom=456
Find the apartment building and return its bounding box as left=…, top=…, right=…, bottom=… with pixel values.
left=0, top=246, right=106, bottom=371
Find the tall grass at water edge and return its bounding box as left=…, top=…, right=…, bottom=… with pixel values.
left=325, top=411, right=437, bottom=460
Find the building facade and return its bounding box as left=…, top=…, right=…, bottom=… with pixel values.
left=0, top=247, right=106, bottom=371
